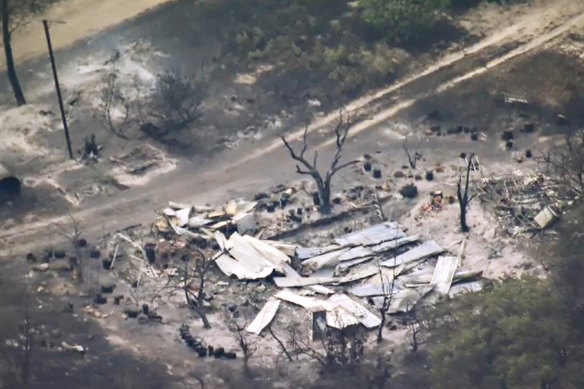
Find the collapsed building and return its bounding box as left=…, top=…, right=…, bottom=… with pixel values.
left=153, top=196, right=483, bottom=337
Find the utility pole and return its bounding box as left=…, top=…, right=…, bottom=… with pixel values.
left=42, top=20, right=73, bottom=159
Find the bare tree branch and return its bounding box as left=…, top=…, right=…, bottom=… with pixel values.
left=232, top=320, right=257, bottom=375
left=377, top=267, right=396, bottom=343
left=268, top=325, right=293, bottom=362
left=97, top=67, right=132, bottom=138
left=537, top=129, right=584, bottom=197
left=403, top=136, right=423, bottom=169
left=181, top=249, right=213, bottom=329
left=281, top=109, right=355, bottom=214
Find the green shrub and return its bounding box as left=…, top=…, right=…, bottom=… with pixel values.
left=428, top=278, right=584, bottom=388
left=361, top=0, right=451, bottom=42
left=247, top=49, right=264, bottom=61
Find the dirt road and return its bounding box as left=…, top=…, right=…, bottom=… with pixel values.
left=1, top=0, right=583, bottom=257
left=1, top=0, right=173, bottom=67
left=240, top=0, right=584, bottom=156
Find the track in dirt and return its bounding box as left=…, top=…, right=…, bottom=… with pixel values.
left=1, top=3, right=584, bottom=257
left=233, top=5, right=584, bottom=160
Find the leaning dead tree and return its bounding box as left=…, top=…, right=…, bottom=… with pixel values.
left=403, top=136, right=422, bottom=169
left=539, top=128, right=584, bottom=197
left=457, top=153, right=476, bottom=233
left=281, top=109, right=357, bottom=214
left=268, top=325, right=293, bottom=362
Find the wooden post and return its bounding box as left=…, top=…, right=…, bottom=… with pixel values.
left=43, top=20, right=73, bottom=159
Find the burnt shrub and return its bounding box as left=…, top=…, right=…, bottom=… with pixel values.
left=399, top=184, right=418, bottom=199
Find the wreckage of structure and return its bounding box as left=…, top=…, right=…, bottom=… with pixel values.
left=478, top=172, right=577, bottom=235
left=158, top=199, right=483, bottom=336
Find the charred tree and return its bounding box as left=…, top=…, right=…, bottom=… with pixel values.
left=183, top=248, right=213, bottom=329
left=97, top=69, right=132, bottom=138
left=539, top=128, right=584, bottom=197
left=377, top=268, right=396, bottom=343
left=56, top=215, right=86, bottom=283
left=457, top=153, right=476, bottom=233
left=403, top=136, right=422, bottom=169
left=1, top=0, right=58, bottom=106
left=232, top=321, right=257, bottom=376
left=1, top=0, right=25, bottom=106
left=408, top=309, right=425, bottom=353
left=281, top=109, right=357, bottom=214
left=268, top=325, right=293, bottom=362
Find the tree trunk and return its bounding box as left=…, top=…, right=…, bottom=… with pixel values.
left=318, top=180, right=331, bottom=214
left=184, top=285, right=211, bottom=329
left=192, top=304, right=211, bottom=329
left=377, top=312, right=385, bottom=343
left=460, top=203, right=469, bottom=233
left=2, top=0, right=26, bottom=106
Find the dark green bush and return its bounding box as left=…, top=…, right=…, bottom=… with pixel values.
left=361, top=0, right=451, bottom=42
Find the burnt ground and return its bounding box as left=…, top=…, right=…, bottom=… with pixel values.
left=0, top=0, right=581, bottom=229
left=0, top=258, right=179, bottom=389
left=1, top=1, right=584, bottom=388
left=406, top=50, right=584, bottom=131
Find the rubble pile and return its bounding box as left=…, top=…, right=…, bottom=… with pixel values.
left=155, top=181, right=385, bottom=243
left=478, top=173, right=576, bottom=235
left=153, top=199, right=258, bottom=239
left=187, top=216, right=484, bottom=336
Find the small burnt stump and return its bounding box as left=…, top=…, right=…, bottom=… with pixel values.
left=214, top=347, right=226, bottom=358
left=144, top=243, right=156, bottom=264
left=54, top=250, right=66, bottom=259
left=399, top=184, right=418, bottom=199
left=93, top=294, right=107, bottom=305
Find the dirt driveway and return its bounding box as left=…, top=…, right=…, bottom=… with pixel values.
left=2, top=0, right=584, bottom=258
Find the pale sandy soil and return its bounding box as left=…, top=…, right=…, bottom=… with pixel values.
left=1, top=0, right=173, bottom=66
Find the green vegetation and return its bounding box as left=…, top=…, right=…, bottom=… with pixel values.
left=429, top=280, right=584, bottom=388
left=195, top=0, right=525, bottom=102
left=201, top=0, right=416, bottom=100
left=427, top=206, right=584, bottom=388
left=361, top=0, right=451, bottom=42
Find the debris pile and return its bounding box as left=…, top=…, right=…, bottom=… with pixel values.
left=154, top=199, right=258, bottom=238
left=478, top=173, right=575, bottom=234
left=214, top=231, right=294, bottom=280
left=200, top=220, right=483, bottom=335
